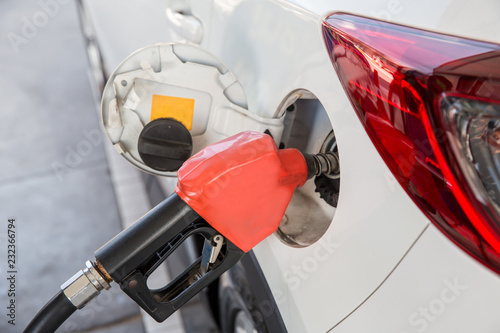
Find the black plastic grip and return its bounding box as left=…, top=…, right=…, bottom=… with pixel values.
left=120, top=237, right=243, bottom=322
left=95, top=193, right=201, bottom=282
left=94, top=192, right=244, bottom=322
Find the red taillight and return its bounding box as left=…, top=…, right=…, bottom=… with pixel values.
left=322, top=13, right=500, bottom=274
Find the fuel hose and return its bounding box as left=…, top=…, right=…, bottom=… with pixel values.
left=24, top=291, right=76, bottom=333
left=24, top=260, right=111, bottom=333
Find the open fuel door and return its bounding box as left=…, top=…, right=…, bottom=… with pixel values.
left=101, top=43, right=285, bottom=176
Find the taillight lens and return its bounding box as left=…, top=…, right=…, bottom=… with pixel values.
left=322, top=13, right=500, bottom=273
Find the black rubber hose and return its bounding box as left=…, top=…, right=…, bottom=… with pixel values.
left=24, top=290, right=76, bottom=333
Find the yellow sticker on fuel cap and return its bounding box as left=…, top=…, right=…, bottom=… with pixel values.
left=151, top=95, right=195, bottom=130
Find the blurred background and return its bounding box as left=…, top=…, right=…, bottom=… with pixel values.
left=0, top=1, right=215, bottom=332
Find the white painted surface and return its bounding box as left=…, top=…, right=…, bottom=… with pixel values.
left=286, top=0, right=500, bottom=44
left=333, top=224, right=500, bottom=333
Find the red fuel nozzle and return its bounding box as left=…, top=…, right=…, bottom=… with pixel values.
left=93, top=131, right=309, bottom=323
left=176, top=131, right=308, bottom=252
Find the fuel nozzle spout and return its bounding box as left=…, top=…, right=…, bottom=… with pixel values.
left=302, top=152, right=340, bottom=180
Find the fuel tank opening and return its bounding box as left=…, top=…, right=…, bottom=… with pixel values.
left=275, top=90, right=339, bottom=247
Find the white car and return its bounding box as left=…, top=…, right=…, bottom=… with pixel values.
left=78, top=1, right=500, bottom=332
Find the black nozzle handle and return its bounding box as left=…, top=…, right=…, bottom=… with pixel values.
left=95, top=192, right=244, bottom=323
left=95, top=193, right=201, bottom=282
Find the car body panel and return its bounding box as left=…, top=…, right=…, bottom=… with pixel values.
left=333, top=224, right=500, bottom=333
left=81, top=0, right=500, bottom=332
left=285, top=0, right=500, bottom=44
left=82, top=0, right=178, bottom=75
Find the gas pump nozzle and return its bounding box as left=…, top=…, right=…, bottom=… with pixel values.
left=94, top=193, right=243, bottom=322
left=25, top=131, right=337, bottom=332
left=94, top=131, right=312, bottom=322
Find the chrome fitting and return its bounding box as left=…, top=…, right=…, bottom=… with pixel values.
left=312, top=152, right=340, bottom=179
left=61, top=260, right=111, bottom=309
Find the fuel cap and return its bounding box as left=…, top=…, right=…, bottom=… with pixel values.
left=138, top=118, right=192, bottom=172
